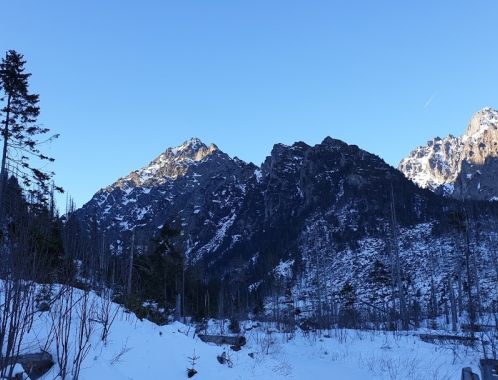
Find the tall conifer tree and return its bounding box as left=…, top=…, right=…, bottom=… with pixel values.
left=0, top=50, right=60, bottom=214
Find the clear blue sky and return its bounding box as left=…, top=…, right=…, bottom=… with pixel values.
left=2, top=1, right=497, bottom=207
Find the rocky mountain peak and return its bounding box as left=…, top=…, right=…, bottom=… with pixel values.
left=321, top=136, right=347, bottom=148
left=169, top=137, right=219, bottom=160
left=112, top=138, right=220, bottom=189
left=399, top=107, right=498, bottom=200
left=464, top=107, right=498, bottom=141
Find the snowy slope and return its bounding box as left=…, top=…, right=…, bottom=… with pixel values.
left=7, top=286, right=480, bottom=380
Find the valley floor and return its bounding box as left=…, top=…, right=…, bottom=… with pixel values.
left=10, top=290, right=481, bottom=380
left=90, top=321, right=476, bottom=380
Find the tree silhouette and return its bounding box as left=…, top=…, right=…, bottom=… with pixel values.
left=0, top=50, right=61, bottom=217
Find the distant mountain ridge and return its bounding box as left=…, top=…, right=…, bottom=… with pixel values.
left=399, top=107, right=498, bottom=200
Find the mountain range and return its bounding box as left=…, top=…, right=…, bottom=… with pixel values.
left=75, top=108, right=498, bottom=315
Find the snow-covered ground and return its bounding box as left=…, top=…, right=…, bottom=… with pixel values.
left=3, top=286, right=481, bottom=380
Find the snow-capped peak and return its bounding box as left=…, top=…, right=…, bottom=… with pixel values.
left=462, top=107, right=498, bottom=142
left=399, top=107, right=498, bottom=200
left=114, top=138, right=219, bottom=188
left=170, top=138, right=217, bottom=156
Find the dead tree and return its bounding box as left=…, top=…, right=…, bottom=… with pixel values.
left=448, top=277, right=458, bottom=332
left=389, top=185, right=408, bottom=330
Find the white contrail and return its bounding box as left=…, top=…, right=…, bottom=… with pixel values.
left=423, top=92, right=437, bottom=109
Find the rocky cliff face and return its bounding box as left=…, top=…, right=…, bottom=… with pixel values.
left=76, top=135, right=498, bottom=312
left=399, top=107, right=498, bottom=200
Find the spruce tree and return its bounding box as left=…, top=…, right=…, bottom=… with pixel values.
left=134, top=223, right=184, bottom=309
left=0, top=50, right=61, bottom=215
left=338, top=281, right=357, bottom=328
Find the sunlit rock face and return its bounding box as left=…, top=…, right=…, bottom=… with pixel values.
left=399, top=108, right=498, bottom=200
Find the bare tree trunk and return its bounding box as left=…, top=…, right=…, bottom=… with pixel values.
left=462, top=212, right=477, bottom=335
left=493, top=248, right=498, bottom=309
left=0, top=93, right=11, bottom=222
left=182, top=259, right=185, bottom=320
left=71, top=289, right=95, bottom=380
left=126, top=230, right=134, bottom=296
left=448, top=278, right=458, bottom=332
left=175, top=293, right=182, bottom=321
left=457, top=272, right=463, bottom=316
left=390, top=185, right=408, bottom=330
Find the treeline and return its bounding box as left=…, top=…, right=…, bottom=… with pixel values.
left=70, top=192, right=498, bottom=336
